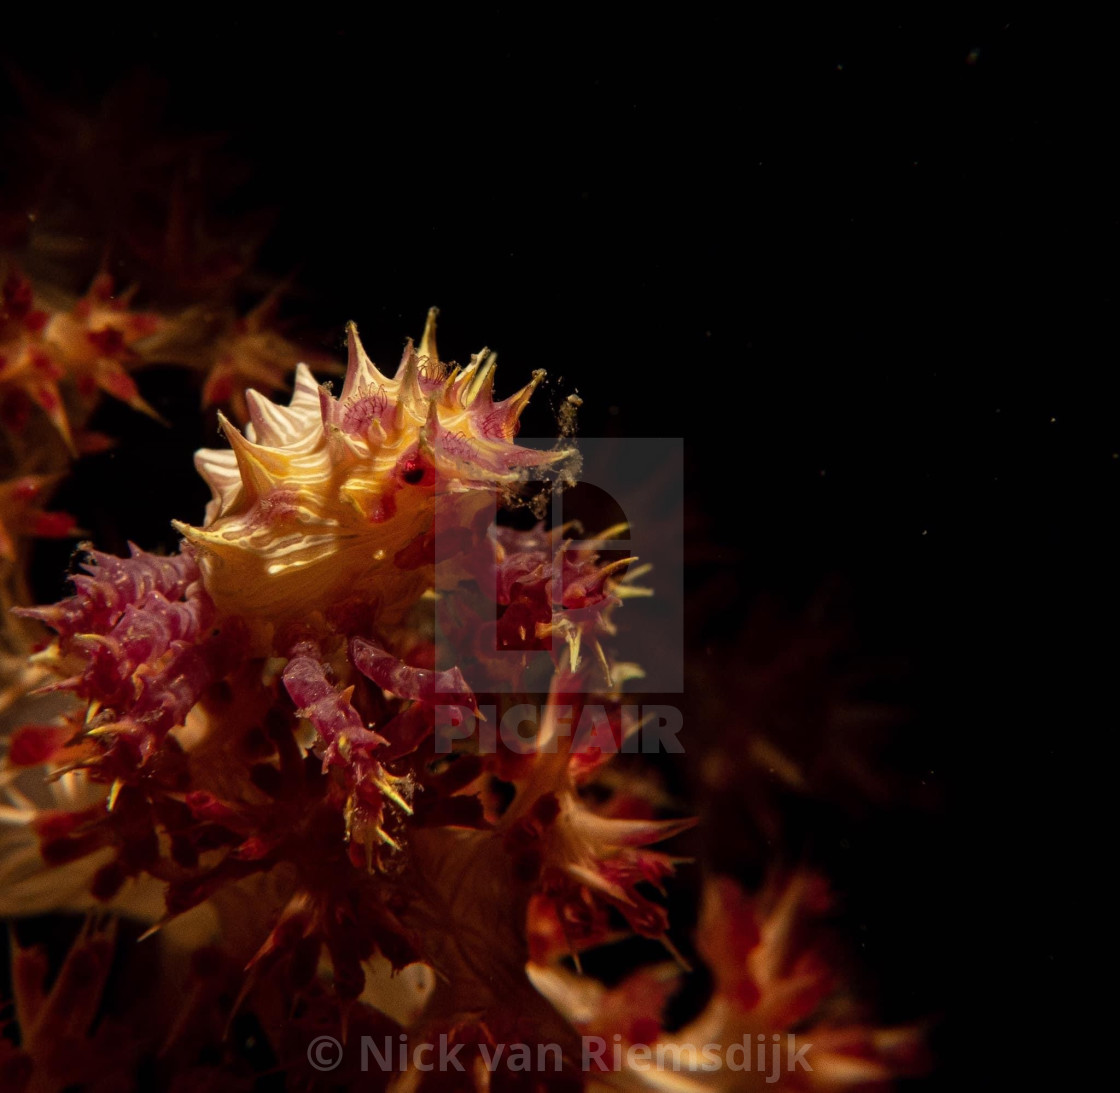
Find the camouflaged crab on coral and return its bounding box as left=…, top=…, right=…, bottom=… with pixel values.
left=0, top=310, right=918, bottom=1091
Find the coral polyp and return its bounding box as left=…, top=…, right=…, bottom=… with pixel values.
left=0, top=268, right=163, bottom=451
left=176, top=309, right=570, bottom=637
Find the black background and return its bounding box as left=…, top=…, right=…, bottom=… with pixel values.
left=2, top=13, right=1109, bottom=1090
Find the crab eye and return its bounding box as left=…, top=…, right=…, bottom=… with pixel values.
left=397, top=453, right=434, bottom=487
